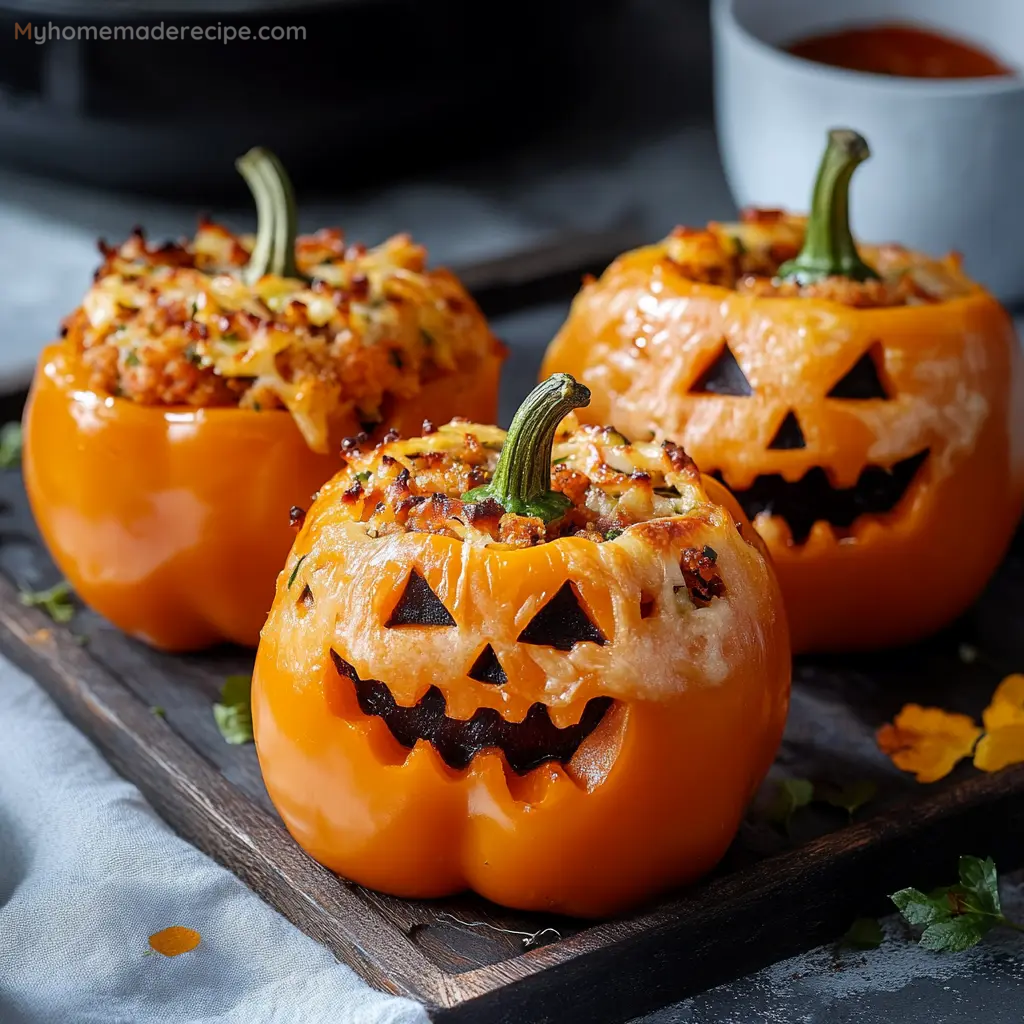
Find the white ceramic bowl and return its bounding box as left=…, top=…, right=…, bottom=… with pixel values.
left=712, top=0, right=1024, bottom=302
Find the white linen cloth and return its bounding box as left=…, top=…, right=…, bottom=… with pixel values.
left=0, top=657, right=427, bottom=1024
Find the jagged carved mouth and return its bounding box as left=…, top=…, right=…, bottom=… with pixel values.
left=714, top=450, right=929, bottom=545
left=330, top=650, right=613, bottom=774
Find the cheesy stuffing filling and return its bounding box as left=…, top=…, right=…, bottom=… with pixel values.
left=62, top=223, right=498, bottom=451
left=665, top=209, right=975, bottom=307
left=310, top=418, right=715, bottom=550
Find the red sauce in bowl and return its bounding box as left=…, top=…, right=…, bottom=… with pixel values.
left=788, top=22, right=1014, bottom=79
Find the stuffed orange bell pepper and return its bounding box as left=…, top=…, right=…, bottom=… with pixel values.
left=542, top=129, right=1024, bottom=652
left=253, top=375, right=790, bottom=917
left=24, top=148, right=504, bottom=651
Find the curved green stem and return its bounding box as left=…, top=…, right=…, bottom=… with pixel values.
left=777, top=128, right=880, bottom=285
left=462, top=374, right=591, bottom=522
left=235, top=147, right=301, bottom=283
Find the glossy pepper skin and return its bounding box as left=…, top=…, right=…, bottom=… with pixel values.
left=542, top=130, right=1024, bottom=653
left=253, top=377, right=790, bottom=917
left=23, top=147, right=504, bottom=652
left=24, top=341, right=501, bottom=651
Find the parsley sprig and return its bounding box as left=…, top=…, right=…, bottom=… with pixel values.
left=892, top=856, right=1024, bottom=952
left=213, top=674, right=254, bottom=745
left=764, top=776, right=877, bottom=832
left=19, top=580, right=75, bottom=623
left=0, top=422, right=23, bottom=469
left=842, top=916, right=884, bottom=950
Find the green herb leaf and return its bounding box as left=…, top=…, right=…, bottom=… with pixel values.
left=551, top=456, right=569, bottom=466
left=0, top=422, right=23, bottom=469
left=842, top=917, right=883, bottom=950
left=19, top=581, right=74, bottom=623
left=604, top=528, right=623, bottom=541
left=891, top=888, right=949, bottom=927
left=222, top=332, right=240, bottom=342
left=151, top=706, right=166, bottom=719
left=958, top=855, right=1001, bottom=915
left=213, top=674, right=253, bottom=745
left=287, top=554, right=308, bottom=589
left=920, top=915, right=993, bottom=953
left=815, top=779, right=878, bottom=820
left=891, top=856, right=1021, bottom=952
left=354, top=471, right=372, bottom=485
left=125, top=350, right=141, bottom=368
left=766, top=777, right=814, bottom=831
left=183, top=343, right=203, bottom=366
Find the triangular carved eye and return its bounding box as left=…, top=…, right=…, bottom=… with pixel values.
left=468, top=644, right=508, bottom=685
left=385, top=570, right=455, bottom=627
left=767, top=411, right=806, bottom=450
left=690, top=344, right=753, bottom=397
left=518, top=582, right=606, bottom=651
left=827, top=348, right=889, bottom=399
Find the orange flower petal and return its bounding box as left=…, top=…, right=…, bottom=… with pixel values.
left=973, top=675, right=1024, bottom=773
left=148, top=926, right=201, bottom=957
left=876, top=703, right=982, bottom=783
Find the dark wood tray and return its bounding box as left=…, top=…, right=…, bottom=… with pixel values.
left=4, top=236, right=1024, bottom=1023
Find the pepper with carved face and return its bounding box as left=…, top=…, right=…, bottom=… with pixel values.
left=252, top=376, right=791, bottom=917
left=542, top=130, right=1024, bottom=652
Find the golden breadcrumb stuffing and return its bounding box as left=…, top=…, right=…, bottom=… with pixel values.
left=61, top=222, right=501, bottom=451
left=662, top=208, right=975, bottom=307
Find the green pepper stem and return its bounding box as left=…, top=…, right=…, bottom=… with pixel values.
left=462, top=374, right=591, bottom=522
left=777, top=128, right=880, bottom=285
left=235, top=147, right=301, bottom=283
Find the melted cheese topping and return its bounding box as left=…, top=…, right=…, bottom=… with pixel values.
left=311, top=417, right=713, bottom=549
left=666, top=208, right=976, bottom=306
left=282, top=419, right=774, bottom=709
left=62, top=222, right=499, bottom=451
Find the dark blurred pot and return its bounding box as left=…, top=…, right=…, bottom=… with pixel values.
left=0, top=0, right=620, bottom=197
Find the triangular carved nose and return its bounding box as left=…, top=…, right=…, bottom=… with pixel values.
left=767, top=411, right=806, bottom=450
left=468, top=645, right=508, bottom=685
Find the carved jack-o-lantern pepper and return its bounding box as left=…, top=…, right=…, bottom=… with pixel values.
left=542, top=130, right=1024, bottom=652
left=253, top=375, right=790, bottom=917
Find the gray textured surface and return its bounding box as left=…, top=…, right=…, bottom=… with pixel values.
left=636, top=872, right=1024, bottom=1024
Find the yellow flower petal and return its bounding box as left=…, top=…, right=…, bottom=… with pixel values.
left=973, top=675, right=1024, bottom=772
left=981, top=674, right=1024, bottom=731
left=974, top=725, right=1024, bottom=772
left=876, top=704, right=982, bottom=783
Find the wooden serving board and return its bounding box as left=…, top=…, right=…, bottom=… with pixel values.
left=4, top=237, right=1024, bottom=1023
